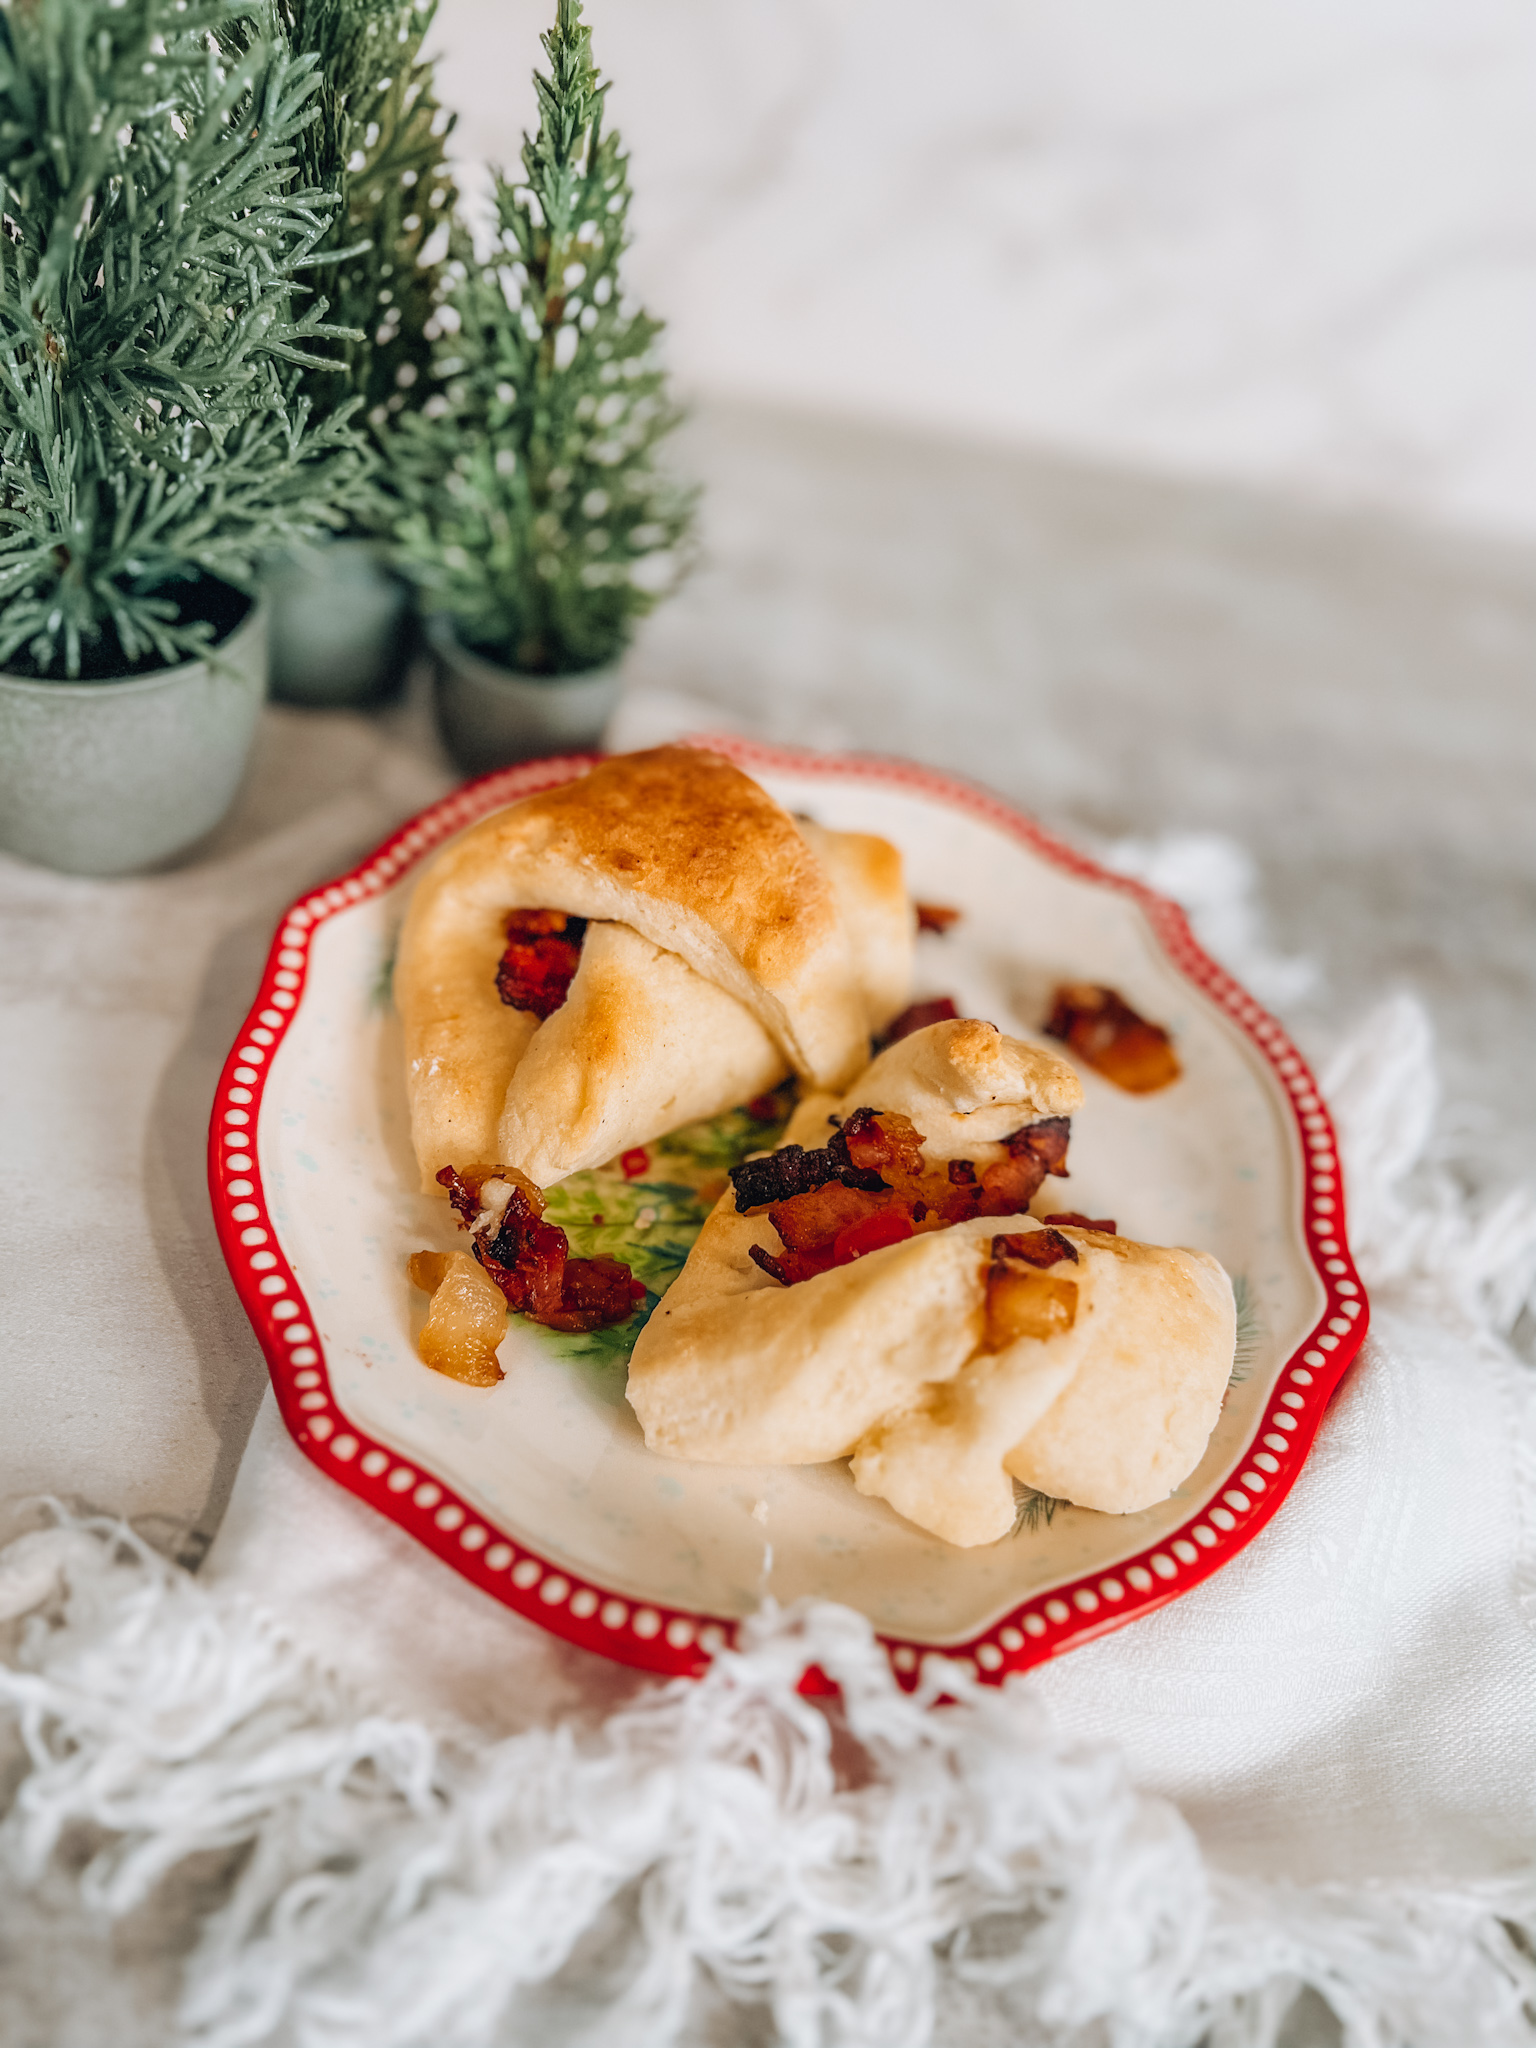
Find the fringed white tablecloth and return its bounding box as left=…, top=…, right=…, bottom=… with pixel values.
left=2, top=707, right=1534, bottom=2048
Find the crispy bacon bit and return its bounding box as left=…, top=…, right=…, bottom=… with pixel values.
left=770, top=1178, right=887, bottom=1250
left=495, top=908, right=587, bottom=1020
left=879, top=996, right=959, bottom=1046
left=968, top=1117, right=1070, bottom=1219
left=838, top=1106, right=927, bottom=1177
left=433, top=1162, right=646, bottom=1333
left=915, top=902, right=961, bottom=934
left=1044, top=983, right=1182, bottom=1094
left=1007, top=1115, right=1071, bottom=1176
left=1044, top=1211, right=1117, bottom=1235
left=992, top=1227, right=1078, bottom=1268
left=742, top=1112, right=1076, bottom=1288
left=727, top=1108, right=907, bottom=1213
left=984, top=1234, right=1079, bottom=1350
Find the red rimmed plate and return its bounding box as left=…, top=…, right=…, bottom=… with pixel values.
left=209, top=741, right=1367, bottom=1684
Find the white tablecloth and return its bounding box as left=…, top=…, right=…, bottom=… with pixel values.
left=3, top=687, right=1533, bottom=2047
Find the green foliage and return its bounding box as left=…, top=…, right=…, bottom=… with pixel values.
left=391, top=0, right=695, bottom=676
left=0, top=0, right=370, bottom=678
left=1011, top=1482, right=1063, bottom=1536
left=274, top=0, right=455, bottom=428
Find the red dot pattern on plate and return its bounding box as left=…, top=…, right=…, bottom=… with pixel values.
left=209, top=740, right=1369, bottom=1689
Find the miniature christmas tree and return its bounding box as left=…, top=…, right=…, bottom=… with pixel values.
left=276, top=0, right=456, bottom=434
left=0, top=0, right=369, bottom=678
left=392, top=0, right=694, bottom=677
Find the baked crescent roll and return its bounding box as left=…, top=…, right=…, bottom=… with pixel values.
left=626, top=1025, right=1235, bottom=1548
left=849, top=1227, right=1235, bottom=1544
left=627, top=1159, right=990, bottom=1466
left=625, top=1027, right=1083, bottom=1460
left=821, top=1015, right=1083, bottom=1159
left=496, top=922, right=789, bottom=1187
left=395, top=746, right=914, bottom=1191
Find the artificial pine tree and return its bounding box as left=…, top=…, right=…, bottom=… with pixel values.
left=275, top=0, right=456, bottom=446
left=393, top=0, right=694, bottom=677
left=0, top=0, right=369, bottom=679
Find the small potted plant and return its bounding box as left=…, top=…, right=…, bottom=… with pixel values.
left=0, top=0, right=369, bottom=874
left=263, top=0, right=457, bottom=708
left=391, top=0, right=695, bottom=772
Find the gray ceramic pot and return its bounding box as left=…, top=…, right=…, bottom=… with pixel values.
left=266, top=538, right=413, bottom=708
left=0, top=596, right=268, bottom=875
left=427, top=612, right=622, bottom=773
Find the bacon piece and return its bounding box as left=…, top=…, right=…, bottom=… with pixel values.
left=838, top=1106, right=926, bottom=1177
left=1044, top=983, right=1181, bottom=1094
left=1006, top=1115, right=1071, bottom=1176
left=743, top=1112, right=1076, bottom=1285
left=992, top=1227, right=1078, bottom=1268
left=434, top=1162, right=645, bottom=1333
left=977, top=1152, right=1048, bottom=1216
left=727, top=1108, right=912, bottom=1213
left=834, top=1210, right=915, bottom=1263
left=1044, top=1211, right=1117, bottom=1235
left=750, top=1240, right=835, bottom=1288
left=984, top=1233, right=1079, bottom=1350
left=971, top=1119, right=1070, bottom=1216
left=540, top=1255, right=648, bottom=1334
left=915, top=902, right=961, bottom=934
left=770, top=1180, right=890, bottom=1251
left=879, top=996, right=959, bottom=1046
left=495, top=908, right=587, bottom=1020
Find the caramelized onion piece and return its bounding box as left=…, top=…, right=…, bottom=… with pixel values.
left=409, top=1250, right=508, bottom=1385
left=1044, top=983, right=1181, bottom=1094
left=983, top=1230, right=1079, bottom=1351
left=984, top=1267, right=1079, bottom=1350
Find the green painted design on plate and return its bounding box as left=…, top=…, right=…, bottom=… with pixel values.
left=532, top=1084, right=796, bottom=1371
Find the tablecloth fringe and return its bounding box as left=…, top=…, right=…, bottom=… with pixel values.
left=4, top=854, right=1535, bottom=2048
left=1, top=1513, right=1534, bottom=2048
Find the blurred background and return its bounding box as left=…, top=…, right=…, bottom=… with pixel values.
left=425, top=0, right=1535, bottom=1202
left=439, top=0, right=1536, bottom=541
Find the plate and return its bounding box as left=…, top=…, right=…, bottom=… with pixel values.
left=210, top=741, right=1369, bottom=1684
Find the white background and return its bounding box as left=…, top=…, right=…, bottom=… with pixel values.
left=435, top=0, right=1536, bottom=545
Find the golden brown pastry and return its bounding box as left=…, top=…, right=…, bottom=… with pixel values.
left=626, top=1025, right=1235, bottom=1547
left=394, top=747, right=914, bottom=1190
left=849, top=1225, right=1235, bottom=1543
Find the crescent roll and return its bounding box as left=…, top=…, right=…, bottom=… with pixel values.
left=848, top=1228, right=1235, bottom=1543
left=395, top=746, right=915, bottom=1190
left=626, top=1026, right=1084, bottom=1459
left=626, top=1025, right=1235, bottom=1547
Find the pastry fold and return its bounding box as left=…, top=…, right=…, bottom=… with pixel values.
left=395, top=746, right=914, bottom=1189
left=849, top=1226, right=1235, bottom=1543
left=626, top=1023, right=1235, bottom=1547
